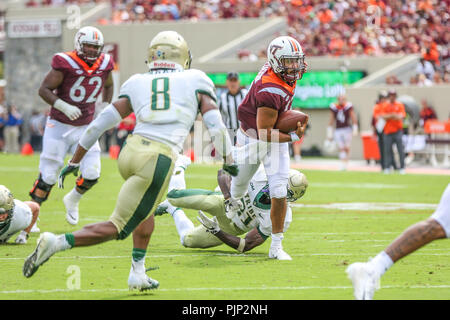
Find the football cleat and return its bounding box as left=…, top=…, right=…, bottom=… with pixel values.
left=268, top=247, right=292, bottom=260
left=346, top=262, right=380, bottom=300
left=63, top=193, right=79, bottom=225
left=128, top=263, right=159, bottom=292
left=30, top=222, right=40, bottom=233
left=23, top=232, right=57, bottom=278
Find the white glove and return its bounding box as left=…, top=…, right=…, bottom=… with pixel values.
left=352, top=124, right=359, bottom=136
left=54, top=99, right=82, bottom=121
left=326, top=126, right=334, bottom=140
left=224, top=198, right=241, bottom=219
left=15, top=231, right=29, bottom=244
left=197, top=210, right=220, bottom=234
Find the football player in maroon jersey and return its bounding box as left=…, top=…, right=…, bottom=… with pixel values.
left=228, top=36, right=308, bottom=260
left=326, top=94, right=359, bottom=171
left=29, top=26, right=114, bottom=228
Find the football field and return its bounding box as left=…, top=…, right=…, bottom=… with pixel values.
left=0, top=154, right=449, bottom=300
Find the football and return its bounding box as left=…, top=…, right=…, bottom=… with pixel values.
left=275, top=110, right=309, bottom=134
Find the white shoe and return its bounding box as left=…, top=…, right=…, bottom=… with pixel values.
left=30, top=222, right=40, bottom=233
left=128, top=263, right=159, bottom=291
left=399, top=169, right=406, bottom=175
left=346, top=262, right=380, bottom=300
left=15, top=231, right=29, bottom=244
left=63, top=193, right=79, bottom=225
left=23, top=232, right=57, bottom=278
left=383, top=169, right=391, bottom=174
left=268, top=247, right=292, bottom=260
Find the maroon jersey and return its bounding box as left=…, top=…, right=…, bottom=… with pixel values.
left=330, top=102, right=353, bottom=129
left=49, top=51, right=115, bottom=126
left=238, top=63, right=296, bottom=137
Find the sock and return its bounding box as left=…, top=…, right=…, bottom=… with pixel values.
left=168, top=169, right=186, bottom=190
left=172, top=209, right=194, bottom=245
left=132, top=248, right=146, bottom=263
left=66, top=188, right=83, bottom=202
left=55, top=234, right=74, bottom=251
left=270, top=232, right=284, bottom=248
left=369, top=251, right=394, bottom=276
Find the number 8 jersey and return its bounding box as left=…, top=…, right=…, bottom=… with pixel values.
left=118, top=68, right=216, bottom=153
left=50, top=51, right=115, bottom=126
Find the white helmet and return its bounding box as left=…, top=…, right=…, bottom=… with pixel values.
left=74, top=26, right=104, bottom=62
left=267, top=36, right=306, bottom=84
left=147, top=31, right=192, bottom=71
left=0, top=185, right=14, bottom=228
left=287, top=170, right=308, bottom=202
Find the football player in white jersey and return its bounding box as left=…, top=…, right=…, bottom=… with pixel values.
left=155, top=165, right=308, bottom=257
left=22, top=31, right=237, bottom=292
left=0, top=185, right=40, bottom=244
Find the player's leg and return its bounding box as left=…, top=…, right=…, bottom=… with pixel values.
left=382, top=133, right=394, bottom=173
left=264, top=142, right=292, bottom=260
left=346, top=184, right=450, bottom=300
left=29, top=121, right=69, bottom=206
left=393, top=130, right=406, bottom=173
left=154, top=154, right=191, bottom=216
left=63, top=141, right=102, bottom=225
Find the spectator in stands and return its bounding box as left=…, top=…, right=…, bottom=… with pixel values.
left=417, top=73, right=433, bottom=87
left=432, top=71, right=443, bottom=84
left=419, top=99, right=438, bottom=129
left=416, top=57, right=435, bottom=80
left=380, top=89, right=406, bottom=174
left=385, top=74, right=402, bottom=85
left=29, top=109, right=46, bottom=152
left=3, top=104, right=23, bottom=154
left=116, top=112, right=136, bottom=150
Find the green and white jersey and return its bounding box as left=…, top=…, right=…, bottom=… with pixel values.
left=231, top=167, right=292, bottom=237
left=119, top=68, right=216, bottom=153
left=0, top=199, right=32, bottom=243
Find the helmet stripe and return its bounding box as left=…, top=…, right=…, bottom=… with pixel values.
left=290, top=39, right=298, bottom=52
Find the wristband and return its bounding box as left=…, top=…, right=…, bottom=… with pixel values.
left=290, top=132, right=300, bottom=142
left=237, top=238, right=246, bottom=253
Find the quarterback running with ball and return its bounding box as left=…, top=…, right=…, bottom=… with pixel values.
left=228, top=36, right=308, bottom=260
left=29, top=26, right=114, bottom=226
left=22, top=31, right=237, bottom=292
left=155, top=165, right=308, bottom=254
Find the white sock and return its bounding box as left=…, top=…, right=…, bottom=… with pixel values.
left=168, top=169, right=186, bottom=191
left=66, top=188, right=83, bottom=203
left=369, top=251, right=394, bottom=276
left=131, top=258, right=146, bottom=273
left=270, top=232, right=284, bottom=248
left=172, top=209, right=194, bottom=244
left=55, top=235, right=72, bottom=252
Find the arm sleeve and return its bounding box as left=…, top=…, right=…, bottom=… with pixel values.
left=79, top=104, right=123, bottom=150
left=194, top=70, right=217, bottom=102
left=202, top=109, right=233, bottom=159
left=118, top=74, right=139, bottom=109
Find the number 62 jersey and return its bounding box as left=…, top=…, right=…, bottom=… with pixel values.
left=118, top=68, right=217, bottom=153
left=50, top=51, right=115, bottom=126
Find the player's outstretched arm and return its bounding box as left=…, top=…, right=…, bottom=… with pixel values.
left=59, top=98, right=131, bottom=188
left=217, top=169, right=232, bottom=199
left=22, top=201, right=40, bottom=234
left=198, top=93, right=238, bottom=176
left=197, top=211, right=265, bottom=253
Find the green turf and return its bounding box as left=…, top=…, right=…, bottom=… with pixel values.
left=0, top=154, right=449, bottom=300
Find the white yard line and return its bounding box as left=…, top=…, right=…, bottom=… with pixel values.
left=1, top=284, right=450, bottom=295
left=291, top=202, right=437, bottom=211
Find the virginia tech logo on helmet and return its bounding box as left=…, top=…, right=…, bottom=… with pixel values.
left=270, top=44, right=282, bottom=56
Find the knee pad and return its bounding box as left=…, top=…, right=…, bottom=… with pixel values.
left=76, top=176, right=99, bottom=192
left=29, top=173, right=54, bottom=204
left=270, top=183, right=287, bottom=199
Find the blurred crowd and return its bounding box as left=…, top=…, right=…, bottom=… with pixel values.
left=24, top=0, right=450, bottom=62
